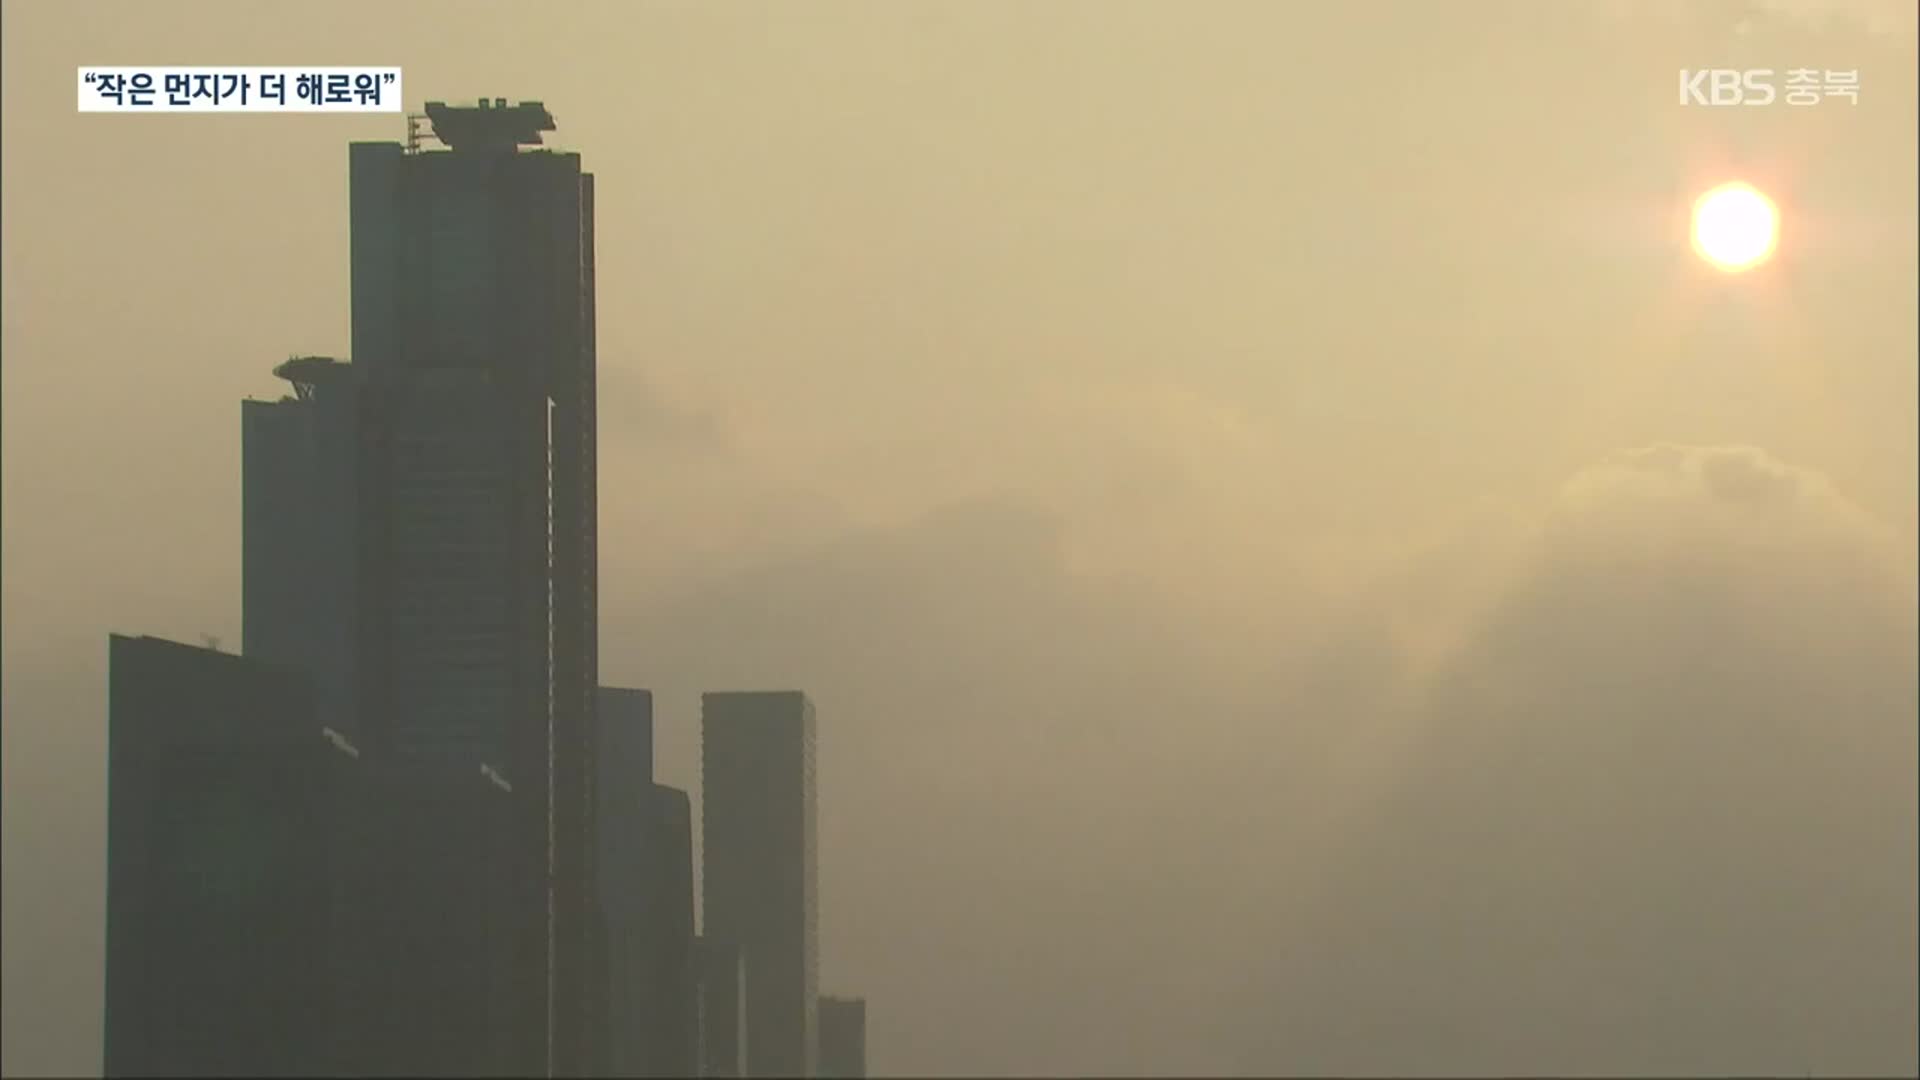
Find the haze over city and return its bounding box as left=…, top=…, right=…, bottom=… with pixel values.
left=4, top=1, right=1916, bottom=1076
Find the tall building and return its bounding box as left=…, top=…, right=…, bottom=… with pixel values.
left=598, top=687, right=655, bottom=792
left=641, top=784, right=700, bottom=1077
left=348, top=98, right=601, bottom=1074
left=104, top=635, right=535, bottom=1078
left=817, top=997, right=867, bottom=1079
left=241, top=355, right=362, bottom=739
left=597, top=689, right=701, bottom=1077
left=702, top=691, right=819, bottom=1078
left=597, top=687, right=654, bottom=1077
left=104, top=634, right=357, bottom=1077
left=696, top=938, right=750, bottom=1079
left=340, top=755, right=523, bottom=1077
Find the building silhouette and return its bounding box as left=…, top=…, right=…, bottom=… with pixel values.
left=702, top=691, right=820, bottom=1078
left=347, top=97, right=603, bottom=1073
left=596, top=688, right=698, bottom=1077
left=104, top=635, right=357, bottom=1077
left=222, top=99, right=604, bottom=1074
left=241, top=356, right=363, bottom=740
left=340, top=754, right=522, bottom=1077
left=818, top=997, right=867, bottom=1079
left=696, top=937, right=750, bottom=1078
left=641, top=784, right=700, bottom=1077
left=107, top=99, right=878, bottom=1080
left=598, top=686, right=655, bottom=1076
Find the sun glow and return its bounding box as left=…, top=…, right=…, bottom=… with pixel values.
left=1690, top=182, right=1779, bottom=272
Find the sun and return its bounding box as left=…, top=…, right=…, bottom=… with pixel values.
left=1690, top=182, right=1778, bottom=272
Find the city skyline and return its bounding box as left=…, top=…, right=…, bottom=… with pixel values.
left=99, top=98, right=861, bottom=1078
left=6, top=2, right=1917, bottom=1076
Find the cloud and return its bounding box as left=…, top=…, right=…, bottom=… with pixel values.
left=596, top=363, right=732, bottom=456
left=611, top=443, right=1915, bottom=1076
left=11, top=365, right=1915, bottom=1078
left=609, top=495, right=1125, bottom=726
left=608, top=494, right=1337, bottom=1075
left=1237, top=444, right=1918, bottom=1077
left=1550, top=442, right=1892, bottom=542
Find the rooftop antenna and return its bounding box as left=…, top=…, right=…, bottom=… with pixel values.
left=405, top=111, right=428, bottom=153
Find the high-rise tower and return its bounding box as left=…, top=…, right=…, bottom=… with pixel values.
left=347, top=98, right=600, bottom=1075
left=702, top=691, right=820, bottom=1078
left=818, top=996, right=867, bottom=1079
left=104, top=635, right=359, bottom=1077
left=242, top=355, right=363, bottom=740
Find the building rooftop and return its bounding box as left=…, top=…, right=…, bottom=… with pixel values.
left=703, top=690, right=813, bottom=703
left=424, top=99, right=556, bottom=153
left=271, top=356, right=352, bottom=400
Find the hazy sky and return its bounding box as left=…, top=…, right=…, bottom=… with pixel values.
left=4, top=1, right=1916, bottom=1076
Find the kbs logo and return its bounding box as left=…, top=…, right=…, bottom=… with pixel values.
left=1679, top=69, right=1776, bottom=105
left=1679, top=68, right=1862, bottom=106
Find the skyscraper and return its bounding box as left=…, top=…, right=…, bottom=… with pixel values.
left=596, top=687, right=700, bottom=1077
left=702, top=691, right=820, bottom=1078
left=696, top=938, right=750, bottom=1079
left=347, top=98, right=601, bottom=1074
left=104, top=635, right=357, bottom=1078
left=340, top=754, right=523, bottom=1077
left=241, top=355, right=362, bottom=739
left=597, top=686, right=654, bottom=1076
left=641, top=784, right=700, bottom=1077
left=817, top=997, right=867, bottom=1079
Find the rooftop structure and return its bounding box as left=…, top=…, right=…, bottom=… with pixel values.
left=423, top=99, right=556, bottom=153
left=271, top=355, right=353, bottom=401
